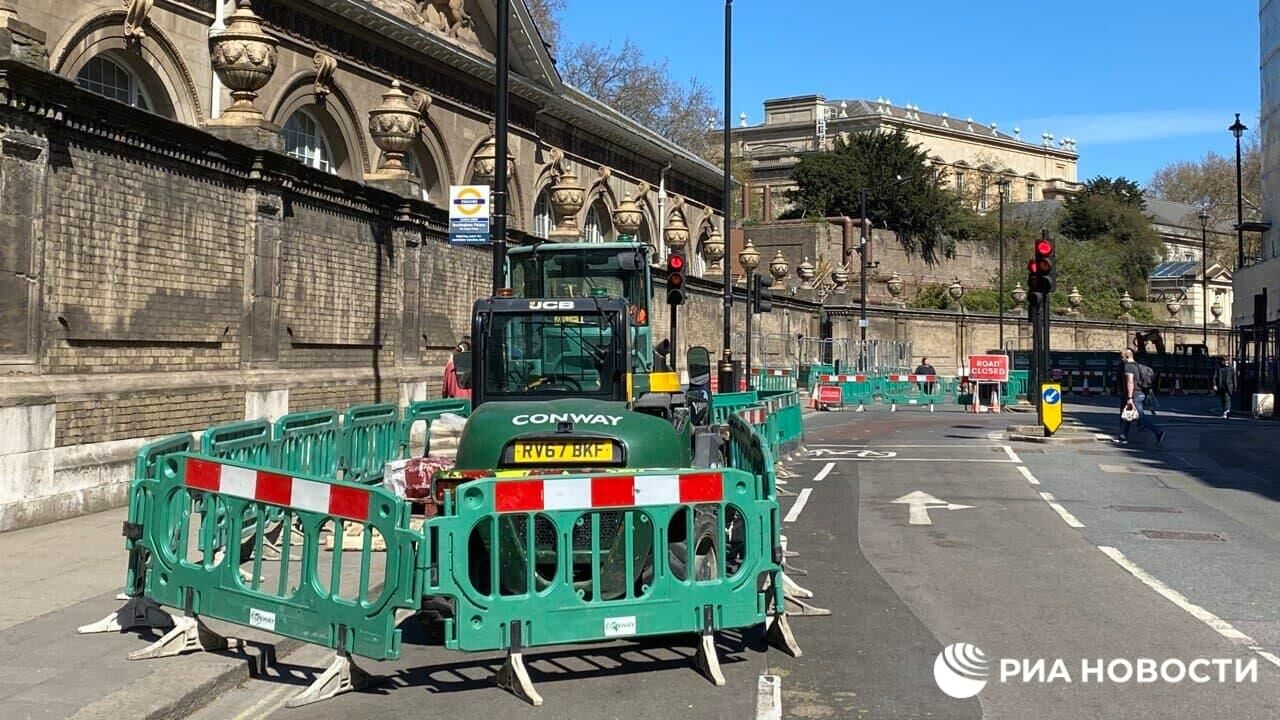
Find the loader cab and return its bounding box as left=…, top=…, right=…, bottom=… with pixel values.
left=469, top=296, right=631, bottom=407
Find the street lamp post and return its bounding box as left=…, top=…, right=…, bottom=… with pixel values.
left=1199, top=208, right=1210, bottom=347
left=739, top=239, right=760, bottom=380
left=491, top=0, right=510, bottom=292
left=996, top=178, right=1011, bottom=352
left=1230, top=113, right=1247, bottom=270
left=858, top=188, right=869, bottom=343
left=719, top=0, right=735, bottom=392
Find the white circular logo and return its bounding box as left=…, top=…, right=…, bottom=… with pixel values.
left=934, top=643, right=990, bottom=699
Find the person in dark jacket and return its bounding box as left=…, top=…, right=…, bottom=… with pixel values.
left=1212, top=357, right=1236, bottom=419
left=914, top=357, right=937, bottom=396
left=1118, top=349, right=1164, bottom=445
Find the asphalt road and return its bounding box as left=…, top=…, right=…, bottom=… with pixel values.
left=189, top=404, right=1280, bottom=719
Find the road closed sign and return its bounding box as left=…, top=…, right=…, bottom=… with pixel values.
left=967, top=354, right=1009, bottom=382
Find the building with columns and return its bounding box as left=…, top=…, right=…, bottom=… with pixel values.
left=730, top=94, right=1081, bottom=222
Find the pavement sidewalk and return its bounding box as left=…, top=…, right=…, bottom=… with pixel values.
left=0, top=507, right=303, bottom=720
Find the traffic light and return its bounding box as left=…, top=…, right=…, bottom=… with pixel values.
left=752, top=273, right=774, bottom=314
left=666, top=249, right=686, bottom=306
left=1026, top=236, right=1055, bottom=306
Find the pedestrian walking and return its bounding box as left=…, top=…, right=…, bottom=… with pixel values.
left=1212, top=357, right=1236, bottom=419
left=442, top=339, right=472, bottom=400
left=914, top=357, right=937, bottom=396
left=1117, top=349, right=1164, bottom=446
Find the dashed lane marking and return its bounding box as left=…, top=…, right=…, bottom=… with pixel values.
left=755, top=674, right=782, bottom=720
left=1017, top=466, right=1040, bottom=485
left=813, top=462, right=835, bottom=483
left=1249, top=646, right=1280, bottom=669
left=1003, top=445, right=1022, bottom=463
left=784, top=488, right=813, bottom=523
left=1099, top=546, right=1253, bottom=644
left=1039, top=491, right=1085, bottom=528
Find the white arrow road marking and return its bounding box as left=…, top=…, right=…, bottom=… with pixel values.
left=811, top=448, right=898, bottom=458
left=890, top=491, right=974, bottom=526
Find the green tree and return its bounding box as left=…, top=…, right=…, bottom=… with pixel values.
left=1147, top=128, right=1261, bottom=224
left=781, top=129, right=966, bottom=263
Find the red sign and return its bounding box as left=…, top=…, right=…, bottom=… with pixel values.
left=817, top=385, right=843, bottom=406
left=967, top=354, right=1009, bottom=382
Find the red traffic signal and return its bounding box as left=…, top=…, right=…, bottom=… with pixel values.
left=668, top=254, right=685, bottom=271
left=667, top=251, right=687, bottom=305
left=1035, top=239, right=1053, bottom=256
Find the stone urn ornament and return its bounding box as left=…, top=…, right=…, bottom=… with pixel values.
left=368, top=81, right=418, bottom=173
left=1210, top=299, right=1224, bottom=324
left=769, top=250, right=789, bottom=281
left=549, top=169, right=585, bottom=236
left=664, top=212, right=689, bottom=252
left=612, top=195, right=643, bottom=238
left=948, top=277, right=965, bottom=306
left=739, top=238, right=760, bottom=273
left=209, top=0, right=278, bottom=121
left=1067, top=286, right=1083, bottom=316
left=471, top=136, right=497, bottom=183
left=797, top=257, right=815, bottom=283
left=1011, top=280, right=1027, bottom=307
left=886, top=271, right=905, bottom=305
left=1166, top=298, right=1182, bottom=321
left=1119, top=289, right=1134, bottom=320
left=831, top=266, right=850, bottom=290
left=702, top=228, right=725, bottom=271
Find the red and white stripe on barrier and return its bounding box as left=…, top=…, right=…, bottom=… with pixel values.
left=185, top=457, right=371, bottom=522
left=888, top=374, right=937, bottom=382
left=818, top=374, right=865, bottom=383
left=752, top=368, right=793, bottom=376
left=495, top=472, right=723, bottom=513
left=738, top=407, right=767, bottom=424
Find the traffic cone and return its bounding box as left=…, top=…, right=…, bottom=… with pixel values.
left=1081, top=374, right=1091, bottom=396
left=1174, top=376, right=1185, bottom=396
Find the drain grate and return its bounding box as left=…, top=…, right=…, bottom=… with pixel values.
left=1140, top=529, right=1224, bottom=542
left=1110, top=505, right=1182, bottom=514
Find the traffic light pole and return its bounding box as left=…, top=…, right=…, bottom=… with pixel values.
left=491, top=0, right=509, bottom=292
left=744, top=269, right=754, bottom=380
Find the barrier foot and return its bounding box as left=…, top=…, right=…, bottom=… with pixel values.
left=127, top=615, right=237, bottom=660
left=781, top=559, right=808, bottom=576
left=495, top=650, right=543, bottom=706
left=78, top=596, right=175, bottom=635
left=765, top=613, right=803, bottom=658
left=784, top=595, right=832, bottom=617
left=693, top=632, right=726, bottom=686
left=782, top=572, right=814, bottom=599
left=856, top=403, right=865, bottom=412
left=891, top=404, right=897, bottom=413
left=286, top=650, right=382, bottom=708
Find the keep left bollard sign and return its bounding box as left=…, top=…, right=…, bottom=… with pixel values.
left=1041, top=383, right=1062, bottom=435
left=449, top=185, right=490, bottom=244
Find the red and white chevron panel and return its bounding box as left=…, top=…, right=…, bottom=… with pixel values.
left=751, top=368, right=793, bottom=376
left=818, top=374, right=865, bottom=383
left=184, top=457, right=371, bottom=522
left=738, top=407, right=767, bottom=424
left=494, top=472, right=723, bottom=513
left=889, top=374, right=937, bottom=382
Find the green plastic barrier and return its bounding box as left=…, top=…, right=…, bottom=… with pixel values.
left=426, top=456, right=779, bottom=652
left=400, top=398, right=471, bottom=456
left=750, top=368, right=796, bottom=393
left=140, top=452, right=421, bottom=660
left=122, top=434, right=195, bottom=596
left=341, top=404, right=400, bottom=484
left=201, top=420, right=273, bottom=465
left=710, top=390, right=759, bottom=425
left=879, top=373, right=944, bottom=410
left=1004, top=371, right=1029, bottom=406
left=274, top=410, right=340, bottom=477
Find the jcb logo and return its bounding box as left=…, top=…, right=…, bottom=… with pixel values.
left=529, top=300, right=575, bottom=310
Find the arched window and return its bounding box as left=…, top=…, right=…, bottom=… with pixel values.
left=583, top=199, right=612, bottom=243
left=403, top=147, right=441, bottom=203
left=532, top=189, right=554, bottom=239
left=283, top=110, right=335, bottom=173
left=76, top=55, right=154, bottom=112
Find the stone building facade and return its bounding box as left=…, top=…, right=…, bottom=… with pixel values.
left=0, top=0, right=738, bottom=530
left=729, top=94, right=1081, bottom=222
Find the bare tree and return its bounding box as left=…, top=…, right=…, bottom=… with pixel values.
left=524, top=0, right=566, bottom=51
left=559, top=39, right=716, bottom=158
left=1148, top=129, right=1261, bottom=224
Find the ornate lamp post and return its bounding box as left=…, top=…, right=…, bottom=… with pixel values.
left=1199, top=207, right=1210, bottom=346
left=1230, top=113, right=1247, bottom=270
left=739, top=239, right=760, bottom=378
left=995, top=178, right=1011, bottom=350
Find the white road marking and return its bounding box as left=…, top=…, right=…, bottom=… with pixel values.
left=1017, top=466, right=1041, bottom=485
left=1038, top=491, right=1085, bottom=528
left=891, top=491, right=974, bottom=526
left=755, top=674, right=782, bottom=720
left=784, top=488, right=813, bottom=523
left=821, top=458, right=1018, bottom=463
left=813, top=462, right=835, bottom=483
left=230, top=684, right=294, bottom=720
left=1003, top=445, right=1021, bottom=463
left=1099, top=546, right=1253, bottom=644
left=811, top=444, right=1007, bottom=449
left=1249, top=646, right=1280, bottom=669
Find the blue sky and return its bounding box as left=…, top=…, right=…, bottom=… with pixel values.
left=557, top=0, right=1260, bottom=186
